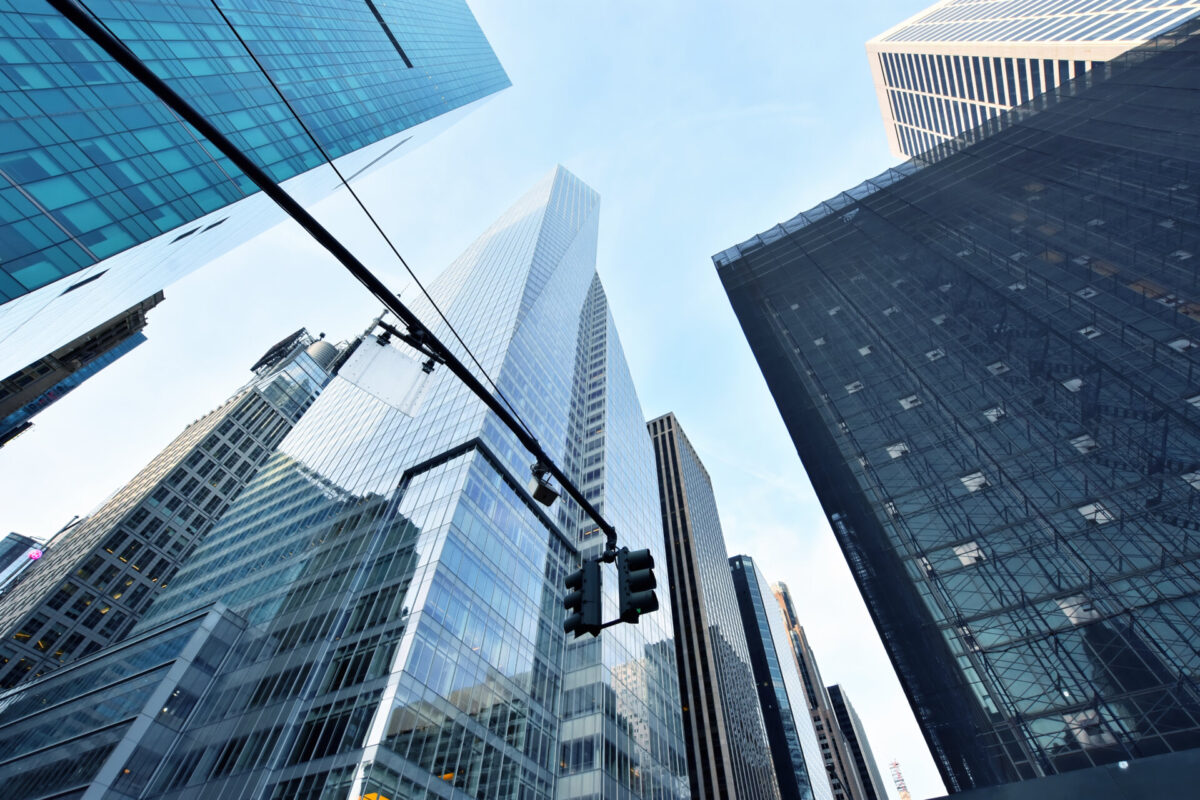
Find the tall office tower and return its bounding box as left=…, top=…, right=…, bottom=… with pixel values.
left=0, top=292, right=161, bottom=447
left=867, top=0, right=1200, bottom=157
left=648, top=412, right=780, bottom=800
left=826, top=686, right=888, bottom=800
left=0, top=533, right=42, bottom=594
left=0, top=328, right=339, bottom=689
left=772, top=583, right=866, bottom=800
left=0, top=0, right=509, bottom=380
left=0, top=168, right=688, bottom=799
left=730, top=555, right=834, bottom=800
left=717, top=20, right=1200, bottom=793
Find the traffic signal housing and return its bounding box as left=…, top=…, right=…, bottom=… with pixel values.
left=617, top=548, right=658, bottom=623
left=563, top=559, right=601, bottom=638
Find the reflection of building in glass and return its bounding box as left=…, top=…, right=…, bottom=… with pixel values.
left=826, top=686, right=888, bottom=800
left=772, top=583, right=867, bottom=800
left=0, top=293, right=161, bottom=447
left=0, top=0, right=508, bottom=389
left=867, top=0, right=1200, bottom=157
left=731, top=555, right=833, bottom=800
left=0, top=329, right=338, bottom=689
left=718, top=21, right=1200, bottom=793
left=649, top=412, right=778, bottom=800
left=0, top=168, right=690, bottom=798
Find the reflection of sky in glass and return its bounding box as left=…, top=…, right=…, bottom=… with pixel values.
left=133, top=168, right=689, bottom=798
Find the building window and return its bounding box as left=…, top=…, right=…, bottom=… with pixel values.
left=886, top=442, right=910, bottom=459
left=986, top=361, right=1010, bottom=376
left=1076, top=287, right=1098, bottom=299
left=846, top=381, right=865, bottom=395
left=1182, top=472, right=1200, bottom=491
left=883, top=305, right=900, bottom=317
left=1062, top=377, right=1084, bottom=392
left=1008, top=281, right=1027, bottom=291
left=983, top=406, right=1006, bottom=422
left=898, top=394, right=922, bottom=410
left=1078, top=325, right=1102, bottom=340
left=1168, top=338, right=1196, bottom=353
left=829, top=306, right=842, bottom=316
left=926, top=348, right=945, bottom=362
left=814, top=337, right=826, bottom=346
left=954, top=541, right=985, bottom=565
left=932, top=314, right=947, bottom=325
left=960, top=471, right=990, bottom=492
left=859, top=345, right=873, bottom=356
left=1078, top=502, right=1114, bottom=524
left=1069, top=434, right=1099, bottom=454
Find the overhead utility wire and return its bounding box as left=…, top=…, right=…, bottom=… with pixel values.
left=201, top=0, right=536, bottom=443
left=50, top=0, right=621, bottom=555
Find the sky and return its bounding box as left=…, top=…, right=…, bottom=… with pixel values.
left=0, top=1, right=948, bottom=797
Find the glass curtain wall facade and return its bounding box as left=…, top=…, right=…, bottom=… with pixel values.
left=771, top=584, right=866, bottom=800
left=730, top=556, right=833, bottom=800
left=0, top=0, right=509, bottom=378
left=826, top=686, right=887, bottom=800
left=16, top=167, right=690, bottom=799
left=0, top=329, right=337, bottom=689
left=866, top=0, right=1200, bottom=156
left=718, top=21, right=1200, bottom=792
left=648, top=412, right=778, bottom=800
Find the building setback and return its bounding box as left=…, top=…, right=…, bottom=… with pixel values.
left=731, top=555, right=834, bottom=800
left=866, top=0, right=1200, bottom=157
left=0, top=167, right=690, bottom=799
left=0, top=329, right=339, bottom=688
left=648, top=412, right=779, bottom=800
left=772, top=582, right=867, bottom=800
left=827, top=685, right=889, bottom=800
left=0, top=0, right=509, bottom=382
left=718, top=20, right=1200, bottom=792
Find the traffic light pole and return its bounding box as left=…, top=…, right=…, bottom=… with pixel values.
left=51, top=0, right=621, bottom=559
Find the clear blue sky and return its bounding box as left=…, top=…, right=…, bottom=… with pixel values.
left=0, top=1, right=947, bottom=796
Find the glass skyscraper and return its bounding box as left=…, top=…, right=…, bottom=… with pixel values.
left=648, top=412, right=778, bottom=800
left=730, top=555, right=833, bottom=800
left=867, top=0, right=1200, bottom=156
left=0, top=167, right=689, bottom=799
left=0, top=328, right=339, bottom=689
left=0, top=0, right=509, bottom=379
left=718, top=20, right=1200, bottom=793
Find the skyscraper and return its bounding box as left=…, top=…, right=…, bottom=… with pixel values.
left=0, top=328, right=340, bottom=688
left=730, top=555, right=834, bottom=800
left=867, top=0, right=1200, bottom=156
left=772, top=583, right=867, bottom=800
left=827, top=686, right=888, bottom=800
left=0, top=292, right=161, bottom=446
left=0, top=167, right=689, bottom=798
left=718, top=20, right=1200, bottom=792
left=648, top=412, right=779, bottom=800
left=0, top=0, right=509, bottom=379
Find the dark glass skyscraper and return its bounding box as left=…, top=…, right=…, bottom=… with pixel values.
left=717, top=21, right=1200, bottom=793
left=0, top=0, right=508, bottom=380
left=730, top=555, right=833, bottom=800
left=648, top=412, right=778, bottom=800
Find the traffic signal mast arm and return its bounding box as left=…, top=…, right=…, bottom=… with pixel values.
left=50, top=0, right=621, bottom=558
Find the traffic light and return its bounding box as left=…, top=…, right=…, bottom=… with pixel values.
left=563, top=559, right=601, bottom=638
left=617, top=548, right=658, bottom=623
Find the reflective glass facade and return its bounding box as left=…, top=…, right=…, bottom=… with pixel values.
left=718, top=22, right=1200, bottom=792
left=730, top=556, right=832, bottom=800
left=0, top=330, right=336, bottom=689
left=866, top=0, right=1200, bottom=156
left=0, top=0, right=508, bottom=376
left=826, top=686, right=888, bottom=800
left=10, top=167, right=690, bottom=799
left=648, top=413, right=778, bottom=800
